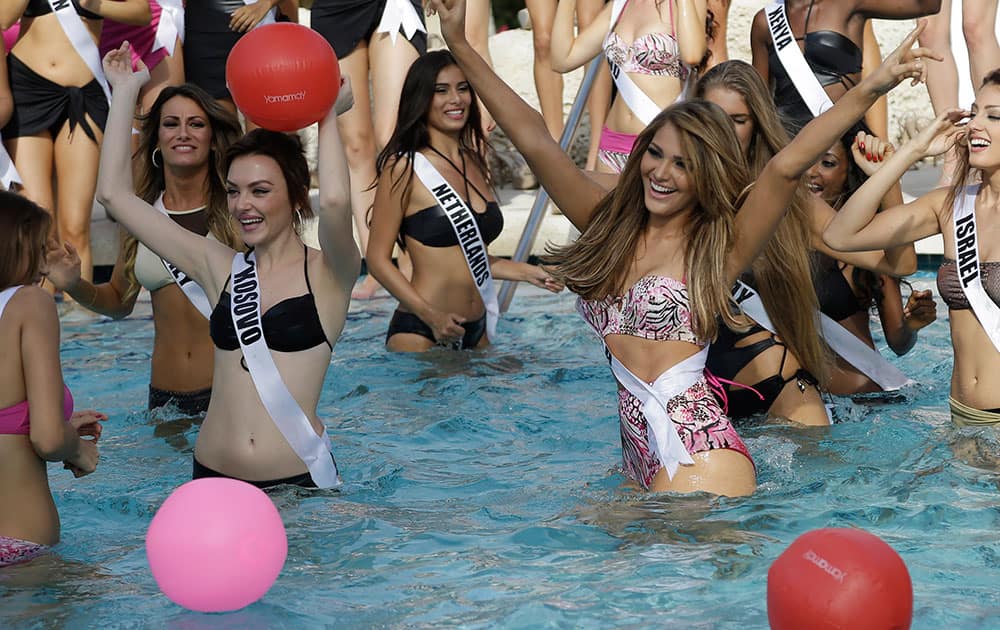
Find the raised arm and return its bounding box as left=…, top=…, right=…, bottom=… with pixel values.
left=45, top=232, right=140, bottom=319
left=550, top=0, right=611, bottom=73
left=676, top=0, right=708, bottom=67
left=316, top=80, right=362, bottom=298
left=80, top=0, right=152, bottom=25
left=823, top=108, right=966, bottom=252
left=809, top=196, right=917, bottom=276
left=855, top=0, right=941, bottom=20
left=430, top=0, right=607, bottom=232
left=95, top=44, right=232, bottom=297
left=728, top=21, right=940, bottom=281
left=0, top=1, right=29, bottom=30
left=749, top=9, right=771, bottom=86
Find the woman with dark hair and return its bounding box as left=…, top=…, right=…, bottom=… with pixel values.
left=694, top=60, right=928, bottom=420
left=367, top=50, right=562, bottom=352
left=825, top=72, right=1000, bottom=424
left=96, top=43, right=359, bottom=488
left=431, top=0, right=930, bottom=494
left=1, top=0, right=150, bottom=288
left=0, top=191, right=103, bottom=567
left=47, top=83, right=243, bottom=418
left=749, top=0, right=940, bottom=135
left=805, top=130, right=936, bottom=394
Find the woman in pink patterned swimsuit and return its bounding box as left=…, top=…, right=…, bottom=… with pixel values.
left=432, top=0, right=933, bottom=495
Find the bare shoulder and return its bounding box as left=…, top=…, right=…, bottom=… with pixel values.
left=6, top=285, right=59, bottom=332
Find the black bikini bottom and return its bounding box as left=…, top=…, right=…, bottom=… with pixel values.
left=148, top=386, right=212, bottom=416
left=192, top=457, right=318, bottom=490
left=707, top=324, right=819, bottom=419
left=2, top=54, right=107, bottom=143
left=386, top=309, right=487, bottom=350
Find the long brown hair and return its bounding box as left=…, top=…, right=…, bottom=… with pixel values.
left=546, top=99, right=749, bottom=341
left=944, top=69, right=1000, bottom=212
left=0, top=191, right=51, bottom=289
left=121, top=84, right=243, bottom=302
left=373, top=50, right=492, bottom=246
left=694, top=60, right=830, bottom=385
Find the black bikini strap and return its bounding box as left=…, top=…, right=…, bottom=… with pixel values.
left=426, top=145, right=490, bottom=206
left=302, top=243, right=314, bottom=296
left=803, top=0, right=817, bottom=33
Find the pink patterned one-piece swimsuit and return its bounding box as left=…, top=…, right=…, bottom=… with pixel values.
left=578, top=275, right=753, bottom=489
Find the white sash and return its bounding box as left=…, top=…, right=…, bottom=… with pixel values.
left=0, top=285, right=22, bottom=321
left=230, top=252, right=341, bottom=489
left=952, top=184, right=1000, bottom=352
left=152, top=194, right=212, bottom=318
left=606, top=0, right=685, bottom=126
left=731, top=279, right=913, bottom=391
left=0, top=139, right=20, bottom=190
left=765, top=1, right=833, bottom=118
left=609, top=343, right=703, bottom=480
left=411, top=153, right=499, bottom=340
left=154, top=0, right=184, bottom=54
left=375, top=0, right=426, bottom=46
left=47, top=0, right=111, bottom=104
left=243, top=0, right=276, bottom=28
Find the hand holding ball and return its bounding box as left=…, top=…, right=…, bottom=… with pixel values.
left=146, top=478, right=288, bottom=612
left=226, top=23, right=340, bottom=131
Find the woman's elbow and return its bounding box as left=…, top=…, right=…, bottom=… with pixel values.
left=30, top=431, right=69, bottom=462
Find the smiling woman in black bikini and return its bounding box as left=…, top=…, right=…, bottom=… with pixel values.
left=367, top=50, right=562, bottom=352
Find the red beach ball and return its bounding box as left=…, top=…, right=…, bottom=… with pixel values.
left=225, top=23, right=340, bottom=132
left=768, top=528, right=913, bottom=630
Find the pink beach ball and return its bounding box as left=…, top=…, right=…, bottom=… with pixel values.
left=146, top=478, right=288, bottom=613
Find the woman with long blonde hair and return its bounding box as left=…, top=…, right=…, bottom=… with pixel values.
left=432, top=0, right=931, bottom=495
left=46, top=83, right=242, bottom=418
left=825, top=70, right=1000, bottom=425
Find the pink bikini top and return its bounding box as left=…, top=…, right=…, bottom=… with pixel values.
left=0, top=386, right=74, bottom=436
left=603, top=0, right=687, bottom=79
left=577, top=275, right=704, bottom=346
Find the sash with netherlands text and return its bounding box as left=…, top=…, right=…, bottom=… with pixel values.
left=412, top=152, right=499, bottom=339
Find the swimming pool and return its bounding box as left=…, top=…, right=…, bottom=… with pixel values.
left=2, top=273, right=999, bottom=627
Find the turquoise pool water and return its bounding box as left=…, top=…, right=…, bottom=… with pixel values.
left=3, top=274, right=1000, bottom=628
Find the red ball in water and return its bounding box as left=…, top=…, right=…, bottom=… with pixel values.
left=226, top=23, right=340, bottom=132
left=768, top=528, right=912, bottom=630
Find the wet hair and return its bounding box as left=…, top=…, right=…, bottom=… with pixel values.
left=694, top=61, right=829, bottom=382
left=372, top=50, right=492, bottom=244
left=546, top=99, right=749, bottom=341
left=122, top=83, right=243, bottom=302
left=0, top=191, right=51, bottom=288
left=225, top=128, right=313, bottom=228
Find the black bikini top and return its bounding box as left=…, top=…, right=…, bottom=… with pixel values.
left=400, top=148, right=504, bottom=248
left=767, top=1, right=862, bottom=133
left=812, top=253, right=865, bottom=322
left=24, top=0, right=103, bottom=20
left=209, top=246, right=331, bottom=353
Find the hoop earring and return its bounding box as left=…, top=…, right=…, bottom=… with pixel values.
left=151, top=148, right=162, bottom=168
left=294, top=208, right=303, bottom=230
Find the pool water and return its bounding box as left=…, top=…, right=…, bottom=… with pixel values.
left=3, top=274, right=1000, bottom=628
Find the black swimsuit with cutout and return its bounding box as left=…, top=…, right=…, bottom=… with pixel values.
left=767, top=0, right=863, bottom=135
